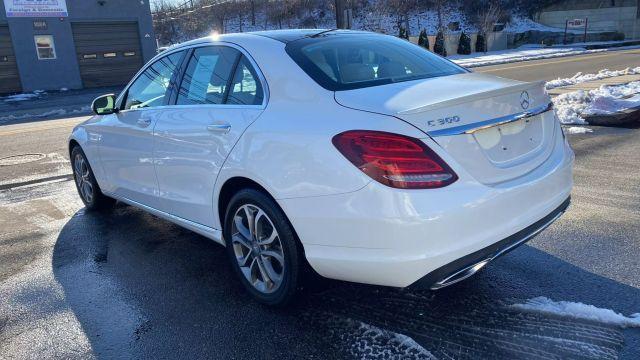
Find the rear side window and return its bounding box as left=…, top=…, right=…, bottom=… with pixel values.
left=227, top=56, right=264, bottom=105
left=286, top=34, right=466, bottom=91
left=177, top=46, right=240, bottom=105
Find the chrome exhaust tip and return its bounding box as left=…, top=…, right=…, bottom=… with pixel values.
left=430, top=258, right=492, bottom=290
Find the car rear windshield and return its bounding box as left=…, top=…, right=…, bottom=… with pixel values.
left=285, top=34, right=467, bottom=91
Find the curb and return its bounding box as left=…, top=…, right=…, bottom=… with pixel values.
left=584, top=104, right=640, bottom=126
left=581, top=40, right=640, bottom=50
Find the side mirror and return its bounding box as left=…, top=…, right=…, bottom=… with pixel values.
left=91, top=94, right=118, bottom=115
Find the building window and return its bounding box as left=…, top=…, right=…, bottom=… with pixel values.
left=34, top=35, right=56, bottom=60
left=83, top=54, right=97, bottom=60
left=123, top=51, right=136, bottom=57
left=103, top=52, right=117, bottom=58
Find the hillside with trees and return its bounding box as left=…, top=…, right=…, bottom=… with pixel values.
left=152, top=0, right=562, bottom=46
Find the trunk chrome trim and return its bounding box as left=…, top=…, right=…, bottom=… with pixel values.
left=428, top=102, right=553, bottom=137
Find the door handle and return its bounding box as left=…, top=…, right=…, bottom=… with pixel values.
left=207, top=123, right=232, bottom=134
left=137, top=118, right=152, bottom=127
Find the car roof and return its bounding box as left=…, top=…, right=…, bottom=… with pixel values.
left=248, top=29, right=328, bottom=43
left=164, top=29, right=377, bottom=53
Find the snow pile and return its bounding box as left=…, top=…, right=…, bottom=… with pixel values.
left=2, top=93, right=41, bottom=102
left=553, top=81, right=640, bottom=124
left=546, top=67, right=640, bottom=90
left=512, top=297, right=640, bottom=328
left=0, top=105, right=91, bottom=125
left=563, top=126, right=593, bottom=135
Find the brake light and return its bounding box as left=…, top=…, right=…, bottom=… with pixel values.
left=332, top=130, right=457, bottom=189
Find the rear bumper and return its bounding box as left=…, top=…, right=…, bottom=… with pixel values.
left=277, top=131, right=574, bottom=288
left=410, top=196, right=570, bottom=290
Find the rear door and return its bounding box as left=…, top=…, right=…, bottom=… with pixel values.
left=72, top=22, right=143, bottom=87
left=153, top=46, right=266, bottom=227
left=96, top=50, right=185, bottom=208
left=0, top=25, right=21, bottom=94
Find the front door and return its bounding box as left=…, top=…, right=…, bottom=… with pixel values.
left=97, top=50, right=185, bottom=208
left=154, top=46, right=266, bottom=227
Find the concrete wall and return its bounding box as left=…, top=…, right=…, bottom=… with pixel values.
left=536, top=6, right=640, bottom=40
left=0, top=0, right=156, bottom=92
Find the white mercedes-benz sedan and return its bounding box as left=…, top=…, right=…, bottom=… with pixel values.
left=69, top=29, right=573, bottom=305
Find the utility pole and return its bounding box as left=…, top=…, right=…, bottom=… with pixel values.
left=335, top=0, right=346, bottom=29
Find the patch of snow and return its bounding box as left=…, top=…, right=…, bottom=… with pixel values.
left=450, top=47, right=607, bottom=68
left=563, top=126, right=593, bottom=135
left=511, top=297, right=640, bottom=328
left=552, top=81, right=640, bottom=124
left=332, top=318, right=437, bottom=360
left=546, top=67, right=640, bottom=90
left=0, top=105, right=91, bottom=125
left=504, top=16, right=581, bottom=34
left=2, top=93, right=41, bottom=102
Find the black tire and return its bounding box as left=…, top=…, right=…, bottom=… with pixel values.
left=223, top=188, right=303, bottom=306
left=71, top=146, right=115, bottom=211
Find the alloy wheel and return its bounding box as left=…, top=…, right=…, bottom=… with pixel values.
left=74, top=153, right=94, bottom=204
left=231, top=204, right=285, bottom=294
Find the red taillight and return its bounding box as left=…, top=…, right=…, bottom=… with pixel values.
left=332, top=130, right=457, bottom=189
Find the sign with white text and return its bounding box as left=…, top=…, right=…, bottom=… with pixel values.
left=567, top=19, right=586, bottom=28
left=3, top=0, right=68, bottom=17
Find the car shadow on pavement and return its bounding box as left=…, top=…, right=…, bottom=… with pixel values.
left=52, top=205, right=640, bottom=359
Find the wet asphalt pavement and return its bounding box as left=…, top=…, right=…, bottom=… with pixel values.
left=1, top=121, right=639, bottom=359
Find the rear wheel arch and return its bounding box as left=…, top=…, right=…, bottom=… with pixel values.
left=217, top=177, right=308, bottom=255
left=218, top=177, right=277, bottom=230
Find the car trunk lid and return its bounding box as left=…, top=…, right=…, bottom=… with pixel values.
left=334, top=73, right=557, bottom=185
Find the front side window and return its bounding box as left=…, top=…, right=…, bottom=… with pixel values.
left=123, top=51, right=184, bottom=110
left=177, top=46, right=240, bottom=105
left=34, top=35, right=56, bottom=60
left=286, top=33, right=466, bottom=91
left=227, top=56, right=264, bottom=105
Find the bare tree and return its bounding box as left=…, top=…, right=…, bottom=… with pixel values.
left=387, top=0, right=417, bottom=36
left=433, top=0, right=445, bottom=31
left=250, top=0, right=257, bottom=25
left=476, top=0, right=503, bottom=52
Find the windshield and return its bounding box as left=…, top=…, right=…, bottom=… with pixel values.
left=285, top=33, right=467, bottom=91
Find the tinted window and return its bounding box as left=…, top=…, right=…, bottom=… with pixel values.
left=286, top=34, right=466, bottom=91
left=177, top=46, right=240, bottom=105
left=124, top=51, right=184, bottom=110
left=227, top=56, right=264, bottom=105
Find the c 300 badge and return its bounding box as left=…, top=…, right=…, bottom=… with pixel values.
left=427, top=115, right=461, bottom=128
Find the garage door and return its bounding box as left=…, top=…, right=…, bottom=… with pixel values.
left=0, top=25, right=22, bottom=94
left=72, top=22, right=144, bottom=88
